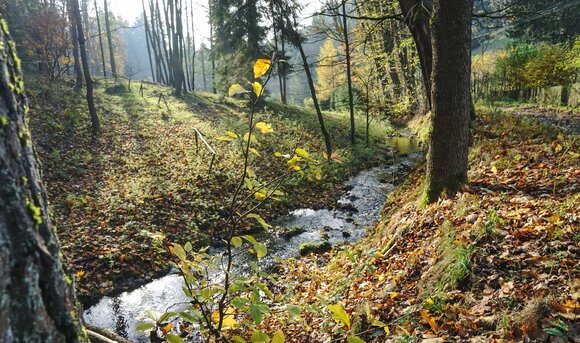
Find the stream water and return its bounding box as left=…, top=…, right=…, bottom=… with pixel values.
left=83, top=137, right=423, bottom=342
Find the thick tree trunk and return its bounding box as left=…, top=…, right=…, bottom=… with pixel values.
left=423, top=0, right=473, bottom=204
left=342, top=1, right=356, bottom=146
left=68, top=0, right=83, bottom=90
left=103, top=0, right=117, bottom=80
left=73, top=0, right=100, bottom=135
left=0, top=18, right=88, bottom=343
left=94, top=0, right=107, bottom=78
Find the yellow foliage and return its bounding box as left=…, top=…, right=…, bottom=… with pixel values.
left=254, top=59, right=272, bottom=79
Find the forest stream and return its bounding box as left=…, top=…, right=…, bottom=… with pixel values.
left=83, top=137, right=423, bottom=343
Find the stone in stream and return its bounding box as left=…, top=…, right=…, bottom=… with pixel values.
left=299, top=241, right=332, bottom=256
left=337, top=202, right=358, bottom=213
left=280, top=226, right=306, bottom=238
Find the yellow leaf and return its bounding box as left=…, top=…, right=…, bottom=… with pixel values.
left=211, top=308, right=238, bottom=329
left=420, top=309, right=439, bottom=333
left=226, top=131, right=239, bottom=138
left=249, top=148, right=261, bottom=157
left=554, top=144, right=563, bottom=153
left=246, top=167, right=256, bottom=178
left=252, top=82, right=263, bottom=97
left=313, top=167, right=322, bottom=180
left=75, top=270, right=85, bottom=280
left=228, top=84, right=246, bottom=97
left=328, top=303, right=350, bottom=329
left=271, top=330, right=285, bottom=343
left=255, top=122, right=274, bottom=134
left=254, top=59, right=272, bottom=79
left=160, top=323, right=173, bottom=335
left=255, top=190, right=267, bottom=201
left=287, top=155, right=299, bottom=168
left=243, top=132, right=259, bottom=144
left=274, top=152, right=283, bottom=157
left=294, top=148, right=309, bottom=158
left=491, top=165, right=498, bottom=174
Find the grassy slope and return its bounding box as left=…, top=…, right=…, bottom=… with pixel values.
left=27, top=78, right=394, bottom=302
left=261, top=107, right=579, bottom=342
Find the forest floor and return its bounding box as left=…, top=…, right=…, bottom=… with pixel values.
left=244, top=105, right=579, bottom=342
left=26, top=78, right=396, bottom=304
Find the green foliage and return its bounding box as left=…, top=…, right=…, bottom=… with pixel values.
left=490, top=40, right=578, bottom=91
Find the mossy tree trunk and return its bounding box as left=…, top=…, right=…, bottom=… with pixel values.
left=0, top=17, right=88, bottom=343
left=422, top=0, right=473, bottom=204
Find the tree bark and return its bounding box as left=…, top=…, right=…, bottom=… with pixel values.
left=208, top=0, right=216, bottom=94
left=68, top=0, right=84, bottom=90
left=103, top=0, right=117, bottom=80
left=342, top=0, right=356, bottom=146
left=190, top=0, right=196, bottom=92
left=94, top=0, right=107, bottom=78
left=423, top=0, right=473, bottom=204
left=398, top=0, right=433, bottom=109
left=73, top=0, right=100, bottom=135
left=142, top=0, right=156, bottom=82
left=288, top=14, right=332, bottom=159
left=0, top=17, right=88, bottom=343
left=200, top=44, right=207, bottom=91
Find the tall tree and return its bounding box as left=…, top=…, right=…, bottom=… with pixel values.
left=398, top=0, right=433, bottom=109
left=315, top=38, right=342, bottom=108
left=68, top=0, right=83, bottom=90
left=208, top=0, right=216, bottom=93
left=0, top=16, right=88, bottom=343
left=72, top=0, right=99, bottom=135
left=423, top=0, right=473, bottom=204
left=200, top=42, right=208, bottom=91
left=94, top=0, right=107, bottom=77
left=142, top=0, right=156, bottom=81
left=103, top=0, right=117, bottom=80
left=282, top=7, right=333, bottom=159
left=341, top=0, right=355, bottom=146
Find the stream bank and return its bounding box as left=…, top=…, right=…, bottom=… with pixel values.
left=83, top=137, right=423, bottom=343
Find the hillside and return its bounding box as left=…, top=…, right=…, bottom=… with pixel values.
left=26, top=78, right=395, bottom=303
left=255, top=107, right=580, bottom=342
